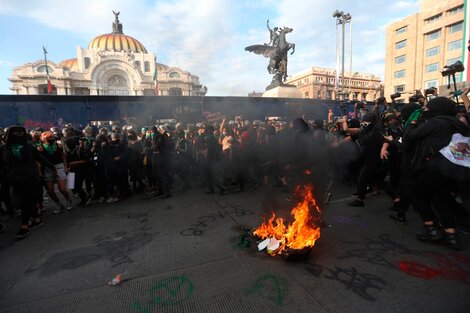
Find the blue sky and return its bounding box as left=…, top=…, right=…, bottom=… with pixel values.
left=0, top=0, right=420, bottom=96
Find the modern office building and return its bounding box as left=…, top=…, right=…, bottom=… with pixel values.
left=384, top=0, right=464, bottom=100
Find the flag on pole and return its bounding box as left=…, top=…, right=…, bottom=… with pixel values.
left=153, top=60, right=159, bottom=96
left=43, top=46, right=53, bottom=94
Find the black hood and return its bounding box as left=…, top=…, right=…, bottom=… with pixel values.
left=5, top=126, right=27, bottom=146
left=435, top=116, right=469, bottom=135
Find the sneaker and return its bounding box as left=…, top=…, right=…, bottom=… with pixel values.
left=66, top=200, right=73, bottom=210
left=443, top=232, right=461, bottom=251
left=160, top=193, right=172, bottom=199
left=85, top=198, right=92, bottom=207
left=15, top=228, right=29, bottom=240
left=98, top=197, right=106, bottom=204
left=347, top=199, right=364, bottom=207
left=106, top=197, right=118, bottom=204
left=457, top=223, right=470, bottom=235
left=145, top=190, right=157, bottom=196
left=389, top=212, right=406, bottom=224
left=53, top=206, right=63, bottom=214
left=416, top=225, right=443, bottom=241
left=29, top=220, right=44, bottom=230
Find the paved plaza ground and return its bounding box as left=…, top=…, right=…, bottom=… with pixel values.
left=0, top=183, right=469, bottom=313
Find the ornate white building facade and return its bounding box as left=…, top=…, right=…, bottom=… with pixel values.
left=9, top=13, right=206, bottom=96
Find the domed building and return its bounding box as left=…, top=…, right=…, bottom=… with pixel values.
left=9, top=12, right=206, bottom=96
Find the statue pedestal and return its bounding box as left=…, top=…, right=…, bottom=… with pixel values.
left=262, top=85, right=303, bottom=98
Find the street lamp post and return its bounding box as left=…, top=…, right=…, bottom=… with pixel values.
left=333, top=10, right=351, bottom=100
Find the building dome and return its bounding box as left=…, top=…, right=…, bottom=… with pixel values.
left=88, top=33, right=147, bottom=53
left=59, top=58, right=78, bottom=70
left=88, top=11, right=147, bottom=54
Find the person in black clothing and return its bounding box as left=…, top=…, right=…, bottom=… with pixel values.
left=382, top=104, right=420, bottom=223
left=127, top=130, right=145, bottom=193
left=380, top=112, right=404, bottom=216
left=175, top=130, right=191, bottom=191
left=204, top=125, right=225, bottom=194
left=151, top=129, right=172, bottom=198
left=0, top=131, right=13, bottom=216
left=92, top=134, right=114, bottom=203
left=108, top=132, right=130, bottom=201
left=346, top=113, right=385, bottom=207
left=0, top=126, right=55, bottom=239
left=66, top=137, right=91, bottom=207
left=405, top=97, right=469, bottom=250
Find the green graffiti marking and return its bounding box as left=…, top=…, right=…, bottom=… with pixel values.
left=247, top=273, right=288, bottom=305
left=132, top=275, right=194, bottom=312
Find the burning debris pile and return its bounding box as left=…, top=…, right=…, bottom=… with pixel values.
left=253, top=184, right=321, bottom=258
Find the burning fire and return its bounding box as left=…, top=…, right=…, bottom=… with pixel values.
left=253, top=184, right=321, bottom=255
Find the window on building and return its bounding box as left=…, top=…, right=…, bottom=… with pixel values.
left=426, top=46, right=440, bottom=57
left=353, top=92, right=359, bottom=100
left=169, top=87, right=183, bottom=96
left=169, top=71, right=181, bottom=78
left=38, top=84, right=57, bottom=95
left=317, top=90, right=321, bottom=99
left=395, top=26, right=407, bottom=35
left=394, top=85, right=405, bottom=93
left=74, top=88, right=90, bottom=95
left=37, top=65, right=54, bottom=73
left=326, top=90, right=332, bottom=99
left=425, top=63, right=439, bottom=73
left=395, top=40, right=407, bottom=49
left=448, top=22, right=463, bottom=34
left=426, top=30, right=441, bottom=41
left=361, top=93, right=367, bottom=101
left=447, top=57, right=462, bottom=65
left=448, top=40, right=463, bottom=52
left=304, top=91, right=309, bottom=98
left=424, top=79, right=439, bottom=89
left=84, top=57, right=91, bottom=69
left=144, top=61, right=150, bottom=72
left=424, top=14, right=442, bottom=24
left=394, top=69, right=406, bottom=79
left=135, top=61, right=141, bottom=69
left=395, top=55, right=406, bottom=64
left=447, top=5, right=464, bottom=15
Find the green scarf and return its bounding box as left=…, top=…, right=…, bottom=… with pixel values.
left=43, top=142, right=57, bottom=154
left=11, top=144, right=24, bottom=158
left=404, top=109, right=423, bottom=130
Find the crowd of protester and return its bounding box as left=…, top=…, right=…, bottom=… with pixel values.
left=0, top=88, right=469, bottom=250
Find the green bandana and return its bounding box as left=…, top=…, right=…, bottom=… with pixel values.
left=11, top=144, right=24, bottom=158
left=43, top=142, right=57, bottom=154
left=404, top=109, right=423, bottom=129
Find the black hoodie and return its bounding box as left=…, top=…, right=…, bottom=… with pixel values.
left=405, top=115, right=469, bottom=153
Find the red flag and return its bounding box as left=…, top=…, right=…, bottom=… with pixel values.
left=47, top=78, right=52, bottom=94
left=43, top=46, right=53, bottom=94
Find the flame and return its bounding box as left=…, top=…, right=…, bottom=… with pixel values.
left=253, top=184, right=321, bottom=255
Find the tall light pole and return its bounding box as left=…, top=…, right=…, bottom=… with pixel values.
left=333, top=10, right=351, bottom=100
